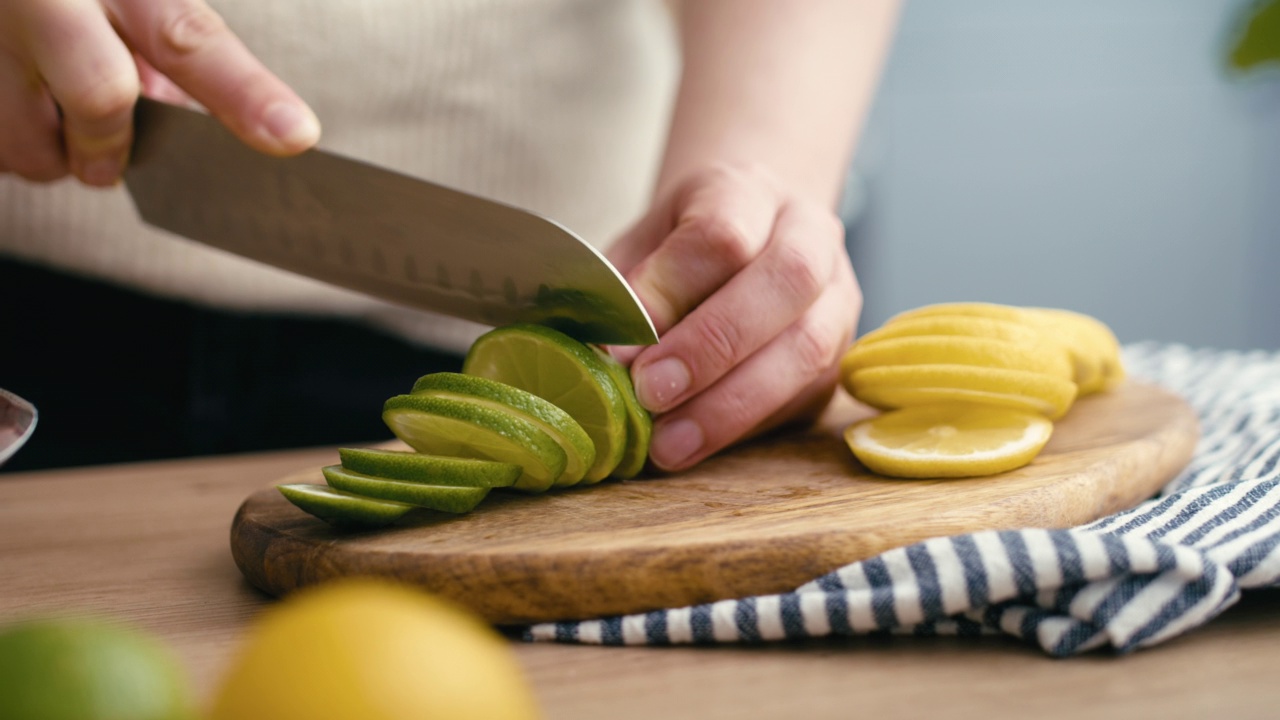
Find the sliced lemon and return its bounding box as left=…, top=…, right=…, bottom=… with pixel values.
left=840, top=335, right=1074, bottom=381
left=278, top=483, right=415, bottom=528
left=856, top=315, right=1043, bottom=348
left=410, top=372, right=595, bottom=487
left=592, top=346, right=653, bottom=479
left=337, top=448, right=520, bottom=488
left=464, top=324, right=627, bottom=483
left=382, top=394, right=567, bottom=493
left=845, top=365, right=1078, bottom=419
left=885, top=301, right=1030, bottom=325
left=844, top=404, right=1054, bottom=478
left=1025, top=307, right=1125, bottom=394
left=322, top=466, right=490, bottom=513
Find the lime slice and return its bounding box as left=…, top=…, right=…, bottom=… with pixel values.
left=410, top=372, right=595, bottom=487
left=591, top=347, right=652, bottom=479
left=278, top=483, right=414, bottom=528
left=322, top=465, right=489, bottom=513
left=337, top=448, right=520, bottom=488
left=382, top=394, right=566, bottom=492
left=463, top=324, right=627, bottom=483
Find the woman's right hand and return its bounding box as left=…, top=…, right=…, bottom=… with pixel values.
left=0, top=0, right=319, bottom=187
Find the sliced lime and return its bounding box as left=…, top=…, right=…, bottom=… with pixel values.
left=322, top=465, right=489, bottom=513
left=277, top=483, right=414, bottom=528
left=410, top=372, right=595, bottom=487
left=337, top=447, right=520, bottom=488
left=591, top=347, right=652, bottom=479
left=463, top=324, right=627, bottom=483
left=382, top=394, right=566, bottom=492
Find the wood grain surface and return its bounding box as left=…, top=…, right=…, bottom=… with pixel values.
left=230, top=381, right=1199, bottom=623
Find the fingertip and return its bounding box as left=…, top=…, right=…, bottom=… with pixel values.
left=649, top=418, right=705, bottom=471
left=257, top=100, right=320, bottom=155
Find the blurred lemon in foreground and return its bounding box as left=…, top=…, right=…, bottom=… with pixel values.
left=0, top=617, right=194, bottom=720
left=209, top=579, right=540, bottom=720
left=845, top=404, right=1054, bottom=478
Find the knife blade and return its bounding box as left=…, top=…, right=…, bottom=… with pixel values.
left=122, top=98, right=657, bottom=345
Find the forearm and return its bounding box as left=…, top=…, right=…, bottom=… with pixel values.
left=657, top=0, right=900, bottom=207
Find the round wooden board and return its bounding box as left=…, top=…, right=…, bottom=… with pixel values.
left=231, top=382, right=1199, bottom=624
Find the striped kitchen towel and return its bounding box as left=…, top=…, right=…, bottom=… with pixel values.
left=525, top=343, right=1280, bottom=655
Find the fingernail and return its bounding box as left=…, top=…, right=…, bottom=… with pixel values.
left=635, top=357, right=690, bottom=411
left=263, top=101, right=320, bottom=149
left=651, top=418, right=703, bottom=469
left=80, top=157, right=121, bottom=187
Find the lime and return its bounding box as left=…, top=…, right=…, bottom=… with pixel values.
left=591, top=347, right=652, bottom=479
left=278, top=483, right=415, bottom=528
left=0, top=616, right=194, bottom=720
left=410, top=372, right=595, bottom=487
left=337, top=448, right=520, bottom=488
left=463, top=324, right=626, bottom=483
left=382, top=394, right=566, bottom=492
left=209, top=579, right=540, bottom=720
left=322, top=466, right=489, bottom=513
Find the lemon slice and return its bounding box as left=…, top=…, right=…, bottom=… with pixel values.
left=592, top=346, right=653, bottom=479
left=464, top=324, right=627, bottom=483
left=337, top=448, right=520, bottom=488
left=845, top=365, right=1078, bottom=419
left=382, top=394, right=567, bottom=493
left=277, top=483, right=415, bottom=528
left=322, top=466, right=490, bottom=513
left=845, top=404, right=1054, bottom=478
left=1025, top=307, right=1125, bottom=394
left=856, top=315, right=1043, bottom=347
left=410, top=372, right=595, bottom=487
left=841, top=335, right=1074, bottom=381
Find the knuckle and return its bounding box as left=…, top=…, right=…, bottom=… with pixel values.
left=678, top=212, right=755, bottom=267
left=65, top=74, right=138, bottom=126
left=791, top=316, right=843, bottom=376
left=691, top=313, right=743, bottom=374
left=770, top=242, right=826, bottom=306
left=156, top=2, right=227, bottom=59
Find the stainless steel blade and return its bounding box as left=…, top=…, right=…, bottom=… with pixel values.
left=123, top=98, right=657, bottom=345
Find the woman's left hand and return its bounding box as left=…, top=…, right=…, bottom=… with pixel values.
left=608, top=162, right=861, bottom=472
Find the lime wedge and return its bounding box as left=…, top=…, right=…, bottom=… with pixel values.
left=337, top=447, right=520, bottom=488
left=382, top=394, right=566, bottom=492
left=464, top=324, right=627, bottom=483
left=591, top=347, right=652, bottom=479
left=321, top=465, right=489, bottom=513
left=277, top=483, right=414, bottom=528
left=410, top=372, right=595, bottom=487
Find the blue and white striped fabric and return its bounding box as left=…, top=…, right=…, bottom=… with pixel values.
left=525, top=343, right=1280, bottom=655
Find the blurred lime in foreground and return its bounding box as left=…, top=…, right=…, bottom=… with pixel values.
left=209, top=578, right=541, bottom=720
left=0, top=616, right=193, bottom=720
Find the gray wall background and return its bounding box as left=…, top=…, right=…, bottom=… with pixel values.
left=843, top=0, right=1279, bottom=350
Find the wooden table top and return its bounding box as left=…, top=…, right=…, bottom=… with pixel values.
left=2, top=446, right=1277, bottom=720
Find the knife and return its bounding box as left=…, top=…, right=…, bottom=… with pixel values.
left=122, top=98, right=657, bottom=346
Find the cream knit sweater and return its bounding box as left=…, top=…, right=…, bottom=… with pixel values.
left=0, top=0, right=679, bottom=352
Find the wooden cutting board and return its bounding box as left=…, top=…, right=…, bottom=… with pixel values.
left=231, top=382, right=1199, bottom=624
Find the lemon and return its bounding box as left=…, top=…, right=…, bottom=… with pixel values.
left=0, top=617, right=194, bottom=720
left=464, top=324, right=627, bottom=483
left=411, top=372, right=595, bottom=487
left=844, top=404, right=1054, bottom=478
left=322, top=466, right=490, bottom=513
left=841, top=335, right=1074, bottom=381
left=1024, top=307, right=1126, bottom=394
left=591, top=346, right=652, bottom=479
left=856, top=315, right=1044, bottom=348
left=337, top=448, right=521, bottom=488
left=885, top=301, right=1031, bottom=326
left=845, top=365, right=1078, bottom=419
left=209, top=579, right=540, bottom=720
left=278, top=483, right=416, bottom=528
left=383, top=394, right=567, bottom=492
